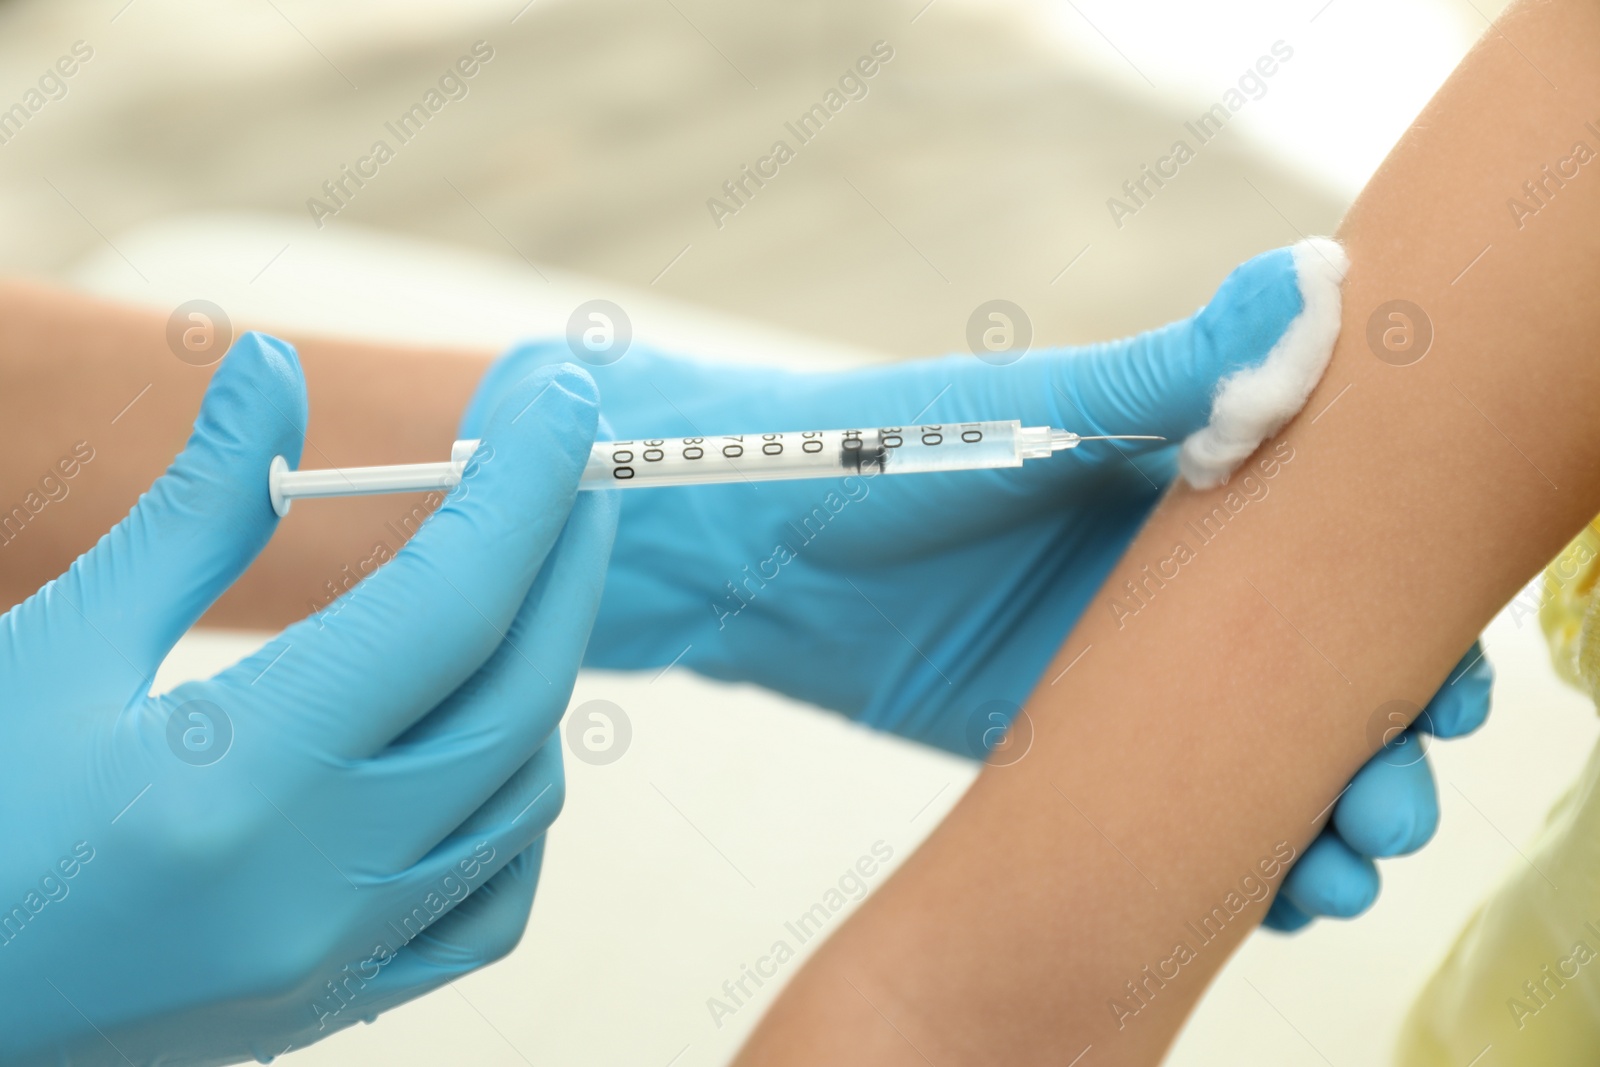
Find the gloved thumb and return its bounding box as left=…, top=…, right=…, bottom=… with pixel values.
left=12, top=332, right=306, bottom=694
left=458, top=339, right=569, bottom=440
left=1046, top=238, right=1346, bottom=486
left=1175, top=238, right=1347, bottom=486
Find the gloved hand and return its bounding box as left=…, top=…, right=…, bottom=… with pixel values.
left=467, top=243, right=1492, bottom=930
left=0, top=333, right=615, bottom=1065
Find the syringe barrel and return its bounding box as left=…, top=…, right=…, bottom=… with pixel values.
left=269, top=420, right=1037, bottom=516
left=574, top=420, right=1027, bottom=489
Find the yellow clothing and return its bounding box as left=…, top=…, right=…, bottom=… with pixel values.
left=1395, top=521, right=1600, bottom=1066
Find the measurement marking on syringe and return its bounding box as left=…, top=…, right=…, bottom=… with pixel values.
left=609, top=435, right=765, bottom=487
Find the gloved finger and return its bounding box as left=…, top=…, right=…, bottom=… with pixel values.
left=1415, top=642, right=1493, bottom=738
left=346, top=843, right=544, bottom=1020
left=851, top=242, right=1316, bottom=454
left=297, top=744, right=564, bottom=1031
left=1278, top=829, right=1380, bottom=920
left=461, top=343, right=555, bottom=438
left=419, top=738, right=566, bottom=880
left=0, top=332, right=305, bottom=698
left=463, top=344, right=635, bottom=441
left=355, top=486, right=617, bottom=870
left=1333, top=732, right=1439, bottom=857
left=216, top=365, right=599, bottom=758
left=1039, top=244, right=1306, bottom=441
left=396, top=734, right=568, bottom=966
left=370, top=743, right=565, bottom=988
left=1261, top=893, right=1314, bottom=933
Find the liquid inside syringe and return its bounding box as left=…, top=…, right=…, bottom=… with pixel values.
left=268, top=420, right=1162, bottom=516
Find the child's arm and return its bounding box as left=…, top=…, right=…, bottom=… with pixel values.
left=734, top=2, right=1600, bottom=1063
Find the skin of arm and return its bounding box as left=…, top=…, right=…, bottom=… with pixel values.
left=732, top=2, right=1600, bottom=1063
left=0, top=280, right=489, bottom=625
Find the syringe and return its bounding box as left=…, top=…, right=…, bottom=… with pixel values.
left=268, top=420, right=1162, bottom=516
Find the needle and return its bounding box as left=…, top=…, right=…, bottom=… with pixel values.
left=1051, top=433, right=1168, bottom=450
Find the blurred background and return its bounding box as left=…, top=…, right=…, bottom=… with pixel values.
left=7, top=1, right=1565, bottom=1064
left=0, top=0, right=1503, bottom=351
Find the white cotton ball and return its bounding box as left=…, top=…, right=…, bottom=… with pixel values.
left=1179, top=237, right=1350, bottom=490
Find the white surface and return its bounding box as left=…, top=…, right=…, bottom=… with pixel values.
left=99, top=218, right=1596, bottom=1065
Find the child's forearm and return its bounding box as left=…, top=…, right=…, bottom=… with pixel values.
left=0, top=280, right=491, bottom=627
left=735, top=2, right=1600, bottom=1063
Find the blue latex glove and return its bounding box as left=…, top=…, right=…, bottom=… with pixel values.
left=0, top=334, right=615, bottom=1065
left=467, top=244, right=1492, bottom=930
